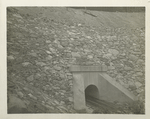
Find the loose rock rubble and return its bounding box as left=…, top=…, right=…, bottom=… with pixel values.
left=7, top=7, right=145, bottom=113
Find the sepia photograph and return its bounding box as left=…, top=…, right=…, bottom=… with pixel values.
left=7, top=7, right=145, bottom=114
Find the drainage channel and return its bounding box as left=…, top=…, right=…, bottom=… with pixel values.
left=85, top=95, right=123, bottom=114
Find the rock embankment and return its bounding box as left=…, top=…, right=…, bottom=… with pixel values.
left=7, top=7, right=145, bottom=113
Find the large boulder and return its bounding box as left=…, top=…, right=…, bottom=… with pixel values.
left=108, top=49, right=119, bottom=56
left=8, top=95, right=29, bottom=113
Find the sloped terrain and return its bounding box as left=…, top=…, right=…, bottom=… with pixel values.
left=13, top=7, right=145, bottom=28
left=7, top=7, right=145, bottom=114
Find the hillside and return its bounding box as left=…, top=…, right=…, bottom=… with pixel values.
left=13, top=7, right=145, bottom=28
left=7, top=7, right=145, bottom=114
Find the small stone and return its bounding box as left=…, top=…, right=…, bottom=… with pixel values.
left=66, top=52, right=72, bottom=58
left=118, top=80, right=125, bottom=86
left=23, top=87, right=32, bottom=93
left=108, top=65, right=115, bottom=70
left=46, top=85, right=50, bottom=88
left=44, top=66, right=51, bottom=72
left=53, top=86, right=60, bottom=90
left=132, top=51, right=142, bottom=55
left=13, top=14, right=23, bottom=19
left=78, top=24, right=82, bottom=26
left=68, top=97, right=73, bottom=102
left=8, top=55, right=15, bottom=60
left=84, top=49, right=91, bottom=53
left=86, top=107, right=94, bottom=113
left=129, top=85, right=137, bottom=90
left=42, top=85, right=50, bottom=91
left=12, top=51, right=19, bottom=55
left=60, top=101, right=65, bottom=105
left=54, top=100, right=60, bottom=105
left=134, top=67, right=143, bottom=72
left=36, top=61, right=46, bottom=66
left=34, top=83, right=39, bottom=87
left=135, top=72, right=143, bottom=76
left=42, top=101, right=45, bottom=105
left=55, top=92, right=59, bottom=96
left=27, top=75, right=34, bottom=82
left=133, top=90, right=138, bottom=95
left=28, top=93, right=37, bottom=100
left=34, top=73, right=41, bottom=80
left=124, top=84, right=129, bottom=89
left=86, top=36, right=92, bottom=39
left=71, top=52, right=81, bottom=58
left=135, top=82, right=142, bottom=88
left=54, top=65, right=62, bottom=71
left=46, top=50, right=52, bottom=54
left=60, top=90, right=66, bottom=93
left=67, top=75, right=73, bottom=80
left=115, top=63, right=124, bottom=69
left=22, top=62, right=31, bottom=67
left=87, top=55, right=93, bottom=59
left=103, top=53, right=112, bottom=59
left=17, top=91, right=24, bottom=98
left=60, top=92, right=65, bottom=95
left=59, top=106, right=68, bottom=112
left=128, top=80, right=135, bottom=86
left=61, top=84, right=68, bottom=89
left=59, top=73, right=65, bottom=79
left=61, top=40, right=69, bottom=47
left=49, top=48, right=56, bottom=53
left=28, top=52, right=37, bottom=57
left=129, top=54, right=138, bottom=62
left=66, top=73, right=72, bottom=76
left=136, top=88, right=144, bottom=93
left=46, top=55, right=52, bottom=60
left=29, top=82, right=34, bottom=85
left=58, top=108, right=67, bottom=113
left=124, top=66, right=132, bottom=71
left=108, top=49, right=119, bottom=56
left=136, top=59, right=144, bottom=65
left=46, top=40, right=51, bottom=43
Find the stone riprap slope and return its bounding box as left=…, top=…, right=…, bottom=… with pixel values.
left=7, top=7, right=145, bottom=113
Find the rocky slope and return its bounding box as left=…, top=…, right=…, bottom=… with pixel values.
left=7, top=7, right=145, bottom=113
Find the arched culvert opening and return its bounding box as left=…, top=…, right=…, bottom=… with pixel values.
left=85, top=85, right=99, bottom=101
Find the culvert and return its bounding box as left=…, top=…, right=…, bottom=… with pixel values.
left=85, top=85, right=99, bottom=100
left=70, top=65, right=137, bottom=111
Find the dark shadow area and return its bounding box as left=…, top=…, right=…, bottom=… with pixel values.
left=70, top=7, right=145, bottom=12
left=85, top=85, right=99, bottom=99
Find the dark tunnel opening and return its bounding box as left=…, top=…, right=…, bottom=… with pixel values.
left=85, top=85, right=99, bottom=103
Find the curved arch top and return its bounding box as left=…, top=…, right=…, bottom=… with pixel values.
left=85, top=84, right=99, bottom=99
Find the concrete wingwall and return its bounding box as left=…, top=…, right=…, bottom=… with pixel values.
left=98, top=73, right=137, bottom=103
left=83, top=72, right=137, bottom=103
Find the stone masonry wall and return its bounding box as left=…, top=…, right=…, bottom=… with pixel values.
left=7, top=8, right=145, bottom=113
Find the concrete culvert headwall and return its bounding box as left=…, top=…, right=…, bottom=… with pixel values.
left=85, top=85, right=99, bottom=99
left=70, top=65, right=138, bottom=111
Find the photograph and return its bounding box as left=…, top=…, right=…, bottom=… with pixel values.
left=7, top=7, right=145, bottom=114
